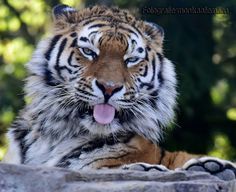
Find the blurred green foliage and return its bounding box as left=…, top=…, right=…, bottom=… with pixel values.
left=0, top=0, right=236, bottom=160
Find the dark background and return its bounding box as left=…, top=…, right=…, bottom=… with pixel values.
left=0, top=0, right=236, bottom=160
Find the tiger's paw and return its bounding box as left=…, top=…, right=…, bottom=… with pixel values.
left=182, top=157, right=236, bottom=181
left=122, top=163, right=169, bottom=172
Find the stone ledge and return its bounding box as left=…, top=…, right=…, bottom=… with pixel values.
left=0, top=163, right=235, bottom=192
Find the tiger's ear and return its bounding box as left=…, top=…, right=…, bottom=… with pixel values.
left=52, top=4, right=76, bottom=20
left=143, top=21, right=164, bottom=45
left=52, top=4, right=77, bottom=30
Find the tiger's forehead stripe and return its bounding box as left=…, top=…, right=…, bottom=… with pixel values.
left=79, top=15, right=143, bottom=40
left=117, top=26, right=139, bottom=38
left=88, top=23, right=108, bottom=29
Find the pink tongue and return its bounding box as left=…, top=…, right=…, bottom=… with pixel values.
left=93, top=104, right=115, bottom=125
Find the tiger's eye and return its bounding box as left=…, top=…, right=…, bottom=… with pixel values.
left=79, top=47, right=97, bottom=59
left=127, top=57, right=139, bottom=63
left=83, top=48, right=93, bottom=55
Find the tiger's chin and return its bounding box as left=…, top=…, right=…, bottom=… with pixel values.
left=80, top=115, right=124, bottom=136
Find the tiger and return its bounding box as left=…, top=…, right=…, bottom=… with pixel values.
left=3, top=4, right=236, bottom=181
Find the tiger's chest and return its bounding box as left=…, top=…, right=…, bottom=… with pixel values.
left=23, top=133, right=135, bottom=170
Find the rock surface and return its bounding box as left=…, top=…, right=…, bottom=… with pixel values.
left=0, top=163, right=235, bottom=192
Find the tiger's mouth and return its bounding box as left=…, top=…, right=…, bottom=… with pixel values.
left=83, top=101, right=134, bottom=126
left=93, top=104, right=115, bottom=125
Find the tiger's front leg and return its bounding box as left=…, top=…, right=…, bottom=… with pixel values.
left=117, top=136, right=236, bottom=181
left=181, top=157, right=236, bottom=180
left=123, top=157, right=236, bottom=181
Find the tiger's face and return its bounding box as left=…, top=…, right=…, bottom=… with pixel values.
left=28, top=5, right=177, bottom=143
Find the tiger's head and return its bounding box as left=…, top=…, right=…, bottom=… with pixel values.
left=27, top=5, right=177, bottom=143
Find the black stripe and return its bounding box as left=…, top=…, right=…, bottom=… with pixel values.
left=123, top=23, right=143, bottom=38
left=98, top=35, right=112, bottom=45
left=88, top=31, right=98, bottom=37
left=69, top=76, right=77, bottom=82
left=55, top=38, right=67, bottom=80
left=98, top=36, right=103, bottom=45
left=68, top=51, right=79, bottom=68
left=119, top=26, right=138, bottom=37
left=82, top=16, right=112, bottom=26
left=80, top=37, right=89, bottom=42
left=143, top=65, right=148, bottom=77
left=75, top=93, right=92, bottom=101
left=11, top=124, right=31, bottom=163
left=157, top=53, right=163, bottom=63
left=157, top=53, right=164, bottom=86
left=68, top=51, right=74, bottom=66
left=70, top=32, right=77, bottom=37
left=80, top=77, right=86, bottom=82
left=119, top=35, right=128, bottom=50
left=43, top=67, right=60, bottom=86
left=70, top=37, right=77, bottom=47
left=139, top=80, right=154, bottom=90
left=56, top=146, right=83, bottom=167
left=72, top=70, right=79, bottom=74
left=132, top=25, right=143, bottom=37
left=131, top=39, right=137, bottom=45
left=151, top=57, right=156, bottom=81
left=118, top=109, right=135, bottom=124
left=145, top=48, right=149, bottom=62
left=82, top=18, right=98, bottom=26
left=75, top=103, right=91, bottom=119
left=79, top=82, right=93, bottom=91
left=88, top=23, right=107, bottom=29
left=124, top=43, right=129, bottom=52
left=58, top=66, right=73, bottom=74
left=75, top=87, right=95, bottom=97
left=81, top=16, right=143, bottom=37
left=44, top=35, right=62, bottom=61
left=149, top=90, right=158, bottom=109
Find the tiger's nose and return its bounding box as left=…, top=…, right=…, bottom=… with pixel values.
left=95, top=80, right=123, bottom=102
